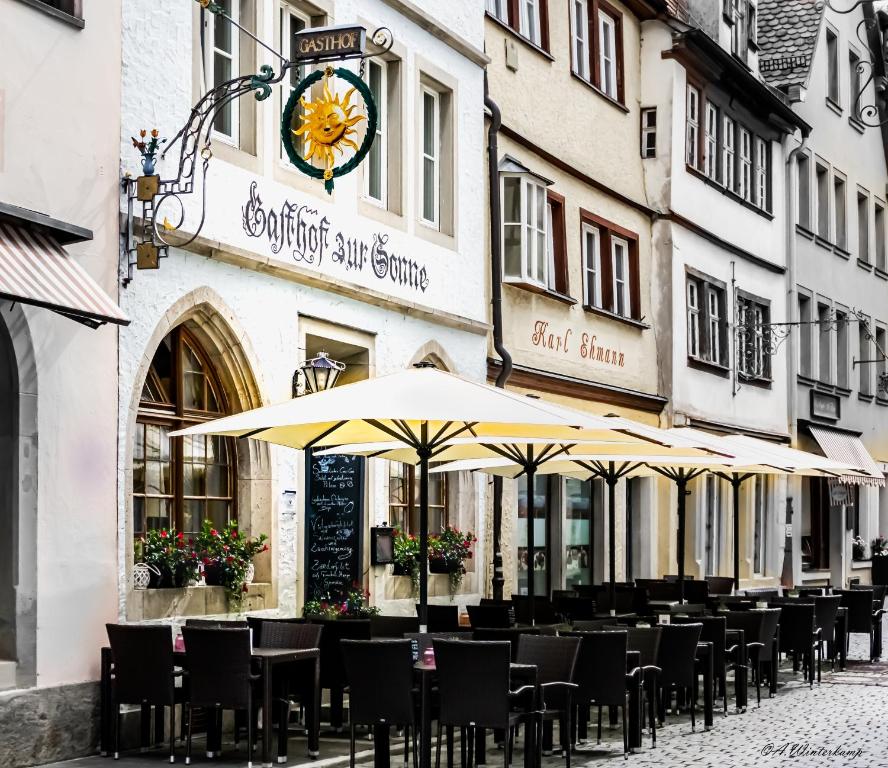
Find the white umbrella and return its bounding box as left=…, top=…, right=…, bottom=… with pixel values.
left=171, top=364, right=598, bottom=628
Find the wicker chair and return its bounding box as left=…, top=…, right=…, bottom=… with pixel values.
left=837, top=589, right=885, bottom=661
left=417, top=604, right=460, bottom=632
left=564, top=629, right=636, bottom=756
left=724, top=611, right=766, bottom=706
left=467, top=604, right=513, bottom=629
left=106, top=624, right=180, bottom=762
left=705, top=576, right=735, bottom=596
left=813, top=595, right=842, bottom=669
left=656, top=623, right=702, bottom=730
left=673, top=615, right=732, bottom=714
left=433, top=640, right=539, bottom=768
left=777, top=603, right=821, bottom=687
left=624, top=626, right=662, bottom=747
left=515, top=635, right=580, bottom=766
left=342, top=640, right=417, bottom=768
left=181, top=627, right=262, bottom=766
left=472, top=627, right=540, bottom=661
left=370, top=615, right=421, bottom=638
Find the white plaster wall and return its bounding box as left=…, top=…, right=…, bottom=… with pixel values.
left=0, top=0, right=122, bottom=687
left=118, top=0, right=488, bottom=616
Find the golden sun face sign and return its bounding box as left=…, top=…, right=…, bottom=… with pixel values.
left=281, top=65, right=377, bottom=194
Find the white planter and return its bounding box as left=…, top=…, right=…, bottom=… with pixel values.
left=133, top=563, right=152, bottom=590
left=245, top=563, right=255, bottom=586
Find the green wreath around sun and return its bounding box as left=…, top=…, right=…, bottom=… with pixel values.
left=281, top=65, right=378, bottom=194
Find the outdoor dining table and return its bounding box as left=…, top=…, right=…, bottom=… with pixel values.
left=99, top=644, right=321, bottom=768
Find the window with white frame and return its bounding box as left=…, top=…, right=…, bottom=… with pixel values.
left=420, top=87, right=440, bottom=228
left=798, top=294, right=813, bottom=378
left=686, top=272, right=727, bottom=367
left=797, top=153, right=811, bottom=229
left=836, top=309, right=849, bottom=389
left=858, top=190, right=870, bottom=263
left=686, top=85, right=700, bottom=169
left=206, top=0, right=239, bottom=143
left=582, top=223, right=602, bottom=308
left=827, top=27, right=840, bottom=105
left=612, top=237, right=631, bottom=318
left=816, top=162, right=830, bottom=240
left=755, top=138, right=768, bottom=210
left=572, top=0, right=591, bottom=81
left=875, top=201, right=886, bottom=270
left=599, top=11, right=618, bottom=99
left=687, top=281, right=701, bottom=358
left=704, top=102, right=719, bottom=180
left=280, top=4, right=310, bottom=159
left=364, top=58, right=387, bottom=206
left=753, top=475, right=769, bottom=576
left=485, top=0, right=508, bottom=22
left=640, top=108, right=656, bottom=158
left=722, top=117, right=735, bottom=192
left=834, top=173, right=847, bottom=250
left=520, top=0, right=542, bottom=46
left=502, top=174, right=548, bottom=288
left=738, top=295, right=770, bottom=380
left=739, top=128, right=752, bottom=202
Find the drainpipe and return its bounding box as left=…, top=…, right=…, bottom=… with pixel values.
left=486, top=72, right=512, bottom=600
left=783, top=129, right=809, bottom=588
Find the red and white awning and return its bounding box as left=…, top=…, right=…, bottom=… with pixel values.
left=0, top=221, right=128, bottom=327
left=808, top=425, right=885, bottom=487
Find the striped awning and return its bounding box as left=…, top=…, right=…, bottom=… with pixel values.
left=808, top=425, right=885, bottom=487
left=0, top=221, right=128, bottom=327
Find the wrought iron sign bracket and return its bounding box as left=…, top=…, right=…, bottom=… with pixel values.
left=121, top=0, right=392, bottom=285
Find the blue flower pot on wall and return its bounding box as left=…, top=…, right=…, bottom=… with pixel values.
left=141, top=155, right=157, bottom=176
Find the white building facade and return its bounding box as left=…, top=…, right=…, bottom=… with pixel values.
left=117, top=0, right=490, bottom=630
left=641, top=1, right=809, bottom=587
left=760, top=0, right=888, bottom=589
left=0, top=1, right=129, bottom=765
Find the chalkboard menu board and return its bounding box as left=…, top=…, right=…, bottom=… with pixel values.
left=304, top=451, right=365, bottom=601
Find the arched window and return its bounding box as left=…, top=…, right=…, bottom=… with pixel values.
left=133, top=327, right=236, bottom=537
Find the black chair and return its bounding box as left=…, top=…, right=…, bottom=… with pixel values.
left=565, top=630, right=636, bottom=756
left=184, top=618, right=250, bottom=628
left=636, top=579, right=679, bottom=602
left=246, top=616, right=305, bottom=647
left=417, top=604, right=460, bottom=632
left=472, top=627, right=540, bottom=661
left=182, top=626, right=262, bottom=766
left=370, top=615, right=421, bottom=638
left=796, top=587, right=826, bottom=599
left=744, top=588, right=779, bottom=602
left=511, top=594, right=559, bottom=625
left=342, top=640, right=417, bottom=768
left=813, top=595, right=842, bottom=670
left=106, top=624, right=180, bottom=761
left=405, top=631, right=469, bottom=661
left=777, top=603, right=821, bottom=687
left=480, top=598, right=518, bottom=625
left=552, top=596, right=597, bottom=622
left=467, top=604, right=513, bottom=629
left=757, top=608, right=782, bottom=698
left=674, top=615, right=731, bottom=714
left=705, top=576, right=734, bottom=596
left=837, top=589, right=885, bottom=661
left=656, top=623, right=702, bottom=730
left=624, top=626, right=662, bottom=747
left=571, top=618, right=616, bottom=631
left=592, top=585, right=639, bottom=614
left=515, top=635, right=580, bottom=766
left=724, top=611, right=766, bottom=706
left=663, top=574, right=692, bottom=582
left=433, top=640, right=539, bottom=768
left=682, top=580, right=709, bottom=604
left=851, top=582, right=888, bottom=610
left=307, top=617, right=371, bottom=728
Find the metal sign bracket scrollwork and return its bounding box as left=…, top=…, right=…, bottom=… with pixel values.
left=121, top=0, right=393, bottom=285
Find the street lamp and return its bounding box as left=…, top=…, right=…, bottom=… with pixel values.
left=292, top=351, right=346, bottom=397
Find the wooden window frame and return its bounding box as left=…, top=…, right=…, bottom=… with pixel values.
left=546, top=190, right=569, bottom=295
left=737, top=290, right=772, bottom=382
left=686, top=82, right=701, bottom=170
left=570, top=0, right=624, bottom=104
left=579, top=209, right=641, bottom=321
left=492, top=0, right=551, bottom=52
left=685, top=270, right=728, bottom=369
left=640, top=107, right=657, bottom=158
left=704, top=101, right=719, bottom=181
left=134, top=327, right=237, bottom=538
left=388, top=462, right=448, bottom=536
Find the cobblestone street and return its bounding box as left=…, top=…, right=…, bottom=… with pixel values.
left=47, top=626, right=888, bottom=768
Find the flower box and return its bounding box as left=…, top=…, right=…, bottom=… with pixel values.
left=392, top=561, right=414, bottom=577
left=429, top=558, right=458, bottom=574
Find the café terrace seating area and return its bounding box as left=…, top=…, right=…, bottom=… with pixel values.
left=100, top=577, right=887, bottom=767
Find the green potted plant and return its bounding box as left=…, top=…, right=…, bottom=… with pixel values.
left=392, top=528, right=420, bottom=594
left=852, top=534, right=867, bottom=562
left=137, top=528, right=199, bottom=588
left=196, top=520, right=268, bottom=610
left=303, top=585, right=380, bottom=619
left=872, top=535, right=888, bottom=585
left=428, top=526, right=476, bottom=597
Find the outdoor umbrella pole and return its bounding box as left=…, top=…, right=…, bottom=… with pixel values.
left=732, top=474, right=741, bottom=592
left=607, top=462, right=617, bottom=616
left=418, top=424, right=430, bottom=632
left=677, top=474, right=688, bottom=604
left=526, top=446, right=536, bottom=625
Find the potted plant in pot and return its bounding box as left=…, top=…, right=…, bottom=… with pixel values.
left=392, top=528, right=420, bottom=595
left=428, top=526, right=476, bottom=598
left=137, top=528, right=199, bottom=588
left=196, top=520, right=268, bottom=610
left=872, top=535, right=888, bottom=585
left=852, top=534, right=867, bottom=562
left=303, top=586, right=380, bottom=619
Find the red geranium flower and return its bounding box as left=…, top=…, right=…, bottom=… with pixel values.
left=160, top=530, right=168, bottom=539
